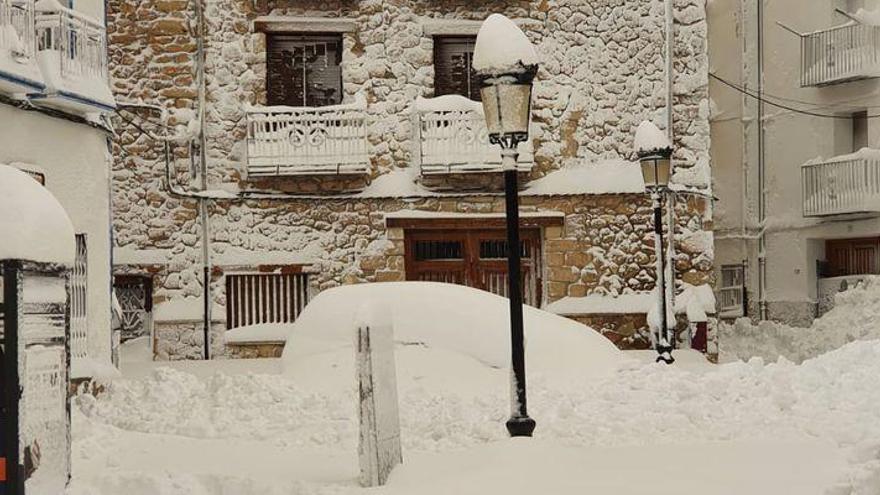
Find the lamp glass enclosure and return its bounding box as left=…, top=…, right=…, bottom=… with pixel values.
left=639, top=153, right=672, bottom=190
left=480, top=81, right=533, bottom=138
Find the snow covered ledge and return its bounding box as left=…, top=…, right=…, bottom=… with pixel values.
left=252, top=16, right=357, bottom=33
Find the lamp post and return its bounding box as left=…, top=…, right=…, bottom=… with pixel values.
left=635, top=121, right=675, bottom=364
left=474, top=14, right=538, bottom=437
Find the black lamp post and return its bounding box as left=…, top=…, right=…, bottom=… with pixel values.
left=635, top=122, right=675, bottom=364
left=474, top=14, right=538, bottom=438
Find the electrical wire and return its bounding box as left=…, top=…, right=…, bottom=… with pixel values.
left=709, top=72, right=880, bottom=119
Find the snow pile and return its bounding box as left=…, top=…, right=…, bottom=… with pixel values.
left=0, top=164, right=76, bottom=264
left=633, top=120, right=672, bottom=154
left=472, top=14, right=538, bottom=74
left=282, top=282, right=623, bottom=384
left=719, top=278, right=880, bottom=363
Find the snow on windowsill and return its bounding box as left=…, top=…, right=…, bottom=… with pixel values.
left=225, top=323, right=291, bottom=344
left=522, top=159, right=645, bottom=196
left=413, top=95, right=483, bottom=114
left=384, top=209, right=565, bottom=220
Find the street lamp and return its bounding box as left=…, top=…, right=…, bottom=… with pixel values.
left=474, top=14, right=538, bottom=438
left=635, top=121, right=675, bottom=364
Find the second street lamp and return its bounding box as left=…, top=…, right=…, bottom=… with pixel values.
left=474, top=14, right=538, bottom=438
left=635, top=121, right=675, bottom=364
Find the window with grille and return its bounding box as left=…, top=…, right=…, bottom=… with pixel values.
left=225, top=273, right=310, bottom=330
left=433, top=36, right=480, bottom=101
left=70, top=234, right=88, bottom=358
left=266, top=34, right=343, bottom=107
left=719, top=264, right=745, bottom=316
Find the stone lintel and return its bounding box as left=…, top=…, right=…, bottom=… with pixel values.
left=253, top=16, right=357, bottom=34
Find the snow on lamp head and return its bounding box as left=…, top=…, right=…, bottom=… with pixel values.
left=634, top=121, right=673, bottom=191
left=473, top=14, right=538, bottom=166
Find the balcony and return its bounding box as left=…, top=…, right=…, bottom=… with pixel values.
left=802, top=151, right=880, bottom=217
left=800, top=23, right=880, bottom=87
left=413, top=95, right=533, bottom=175
left=31, top=0, right=114, bottom=113
left=245, top=98, right=369, bottom=176
left=0, top=0, right=44, bottom=94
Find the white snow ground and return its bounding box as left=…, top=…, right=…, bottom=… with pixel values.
left=67, top=283, right=880, bottom=494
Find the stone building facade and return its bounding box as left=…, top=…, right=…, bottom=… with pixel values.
left=107, top=0, right=714, bottom=360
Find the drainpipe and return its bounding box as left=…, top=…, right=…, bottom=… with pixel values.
left=193, top=0, right=211, bottom=359
left=757, top=0, right=768, bottom=320
left=664, top=0, right=678, bottom=335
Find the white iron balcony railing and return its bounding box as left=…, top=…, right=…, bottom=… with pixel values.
left=35, top=0, right=108, bottom=82
left=801, top=23, right=880, bottom=87
left=414, top=95, right=533, bottom=174
left=0, top=0, right=35, bottom=60
left=246, top=99, right=370, bottom=176
left=802, top=152, right=880, bottom=217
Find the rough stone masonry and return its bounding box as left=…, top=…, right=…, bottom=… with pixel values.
left=107, top=0, right=714, bottom=359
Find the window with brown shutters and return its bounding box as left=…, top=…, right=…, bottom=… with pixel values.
left=433, top=36, right=480, bottom=101
left=266, top=34, right=343, bottom=107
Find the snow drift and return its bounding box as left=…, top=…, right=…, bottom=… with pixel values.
left=719, top=278, right=880, bottom=363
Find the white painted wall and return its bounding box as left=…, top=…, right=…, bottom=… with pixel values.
left=710, top=0, right=880, bottom=324
left=0, top=104, right=113, bottom=364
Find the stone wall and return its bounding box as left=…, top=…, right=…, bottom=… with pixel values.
left=106, top=0, right=714, bottom=359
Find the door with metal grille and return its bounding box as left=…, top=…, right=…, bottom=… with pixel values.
left=113, top=275, right=153, bottom=343
left=404, top=229, right=542, bottom=307
left=225, top=273, right=310, bottom=330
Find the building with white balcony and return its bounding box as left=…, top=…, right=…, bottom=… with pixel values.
left=0, top=0, right=115, bottom=376
left=710, top=0, right=880, bottom=325
left=106, top=0, right=715, bottom=360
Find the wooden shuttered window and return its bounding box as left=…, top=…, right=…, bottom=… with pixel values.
left=225, top=273, right=310, bottom=330
left=433, top=36, right=480, bottom=101
left=266, top=34, right=343, bottom=107
left=826, top=237, right=880, bottom=277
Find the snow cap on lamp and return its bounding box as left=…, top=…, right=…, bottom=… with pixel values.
left=473, top=14, right=539, bottom=75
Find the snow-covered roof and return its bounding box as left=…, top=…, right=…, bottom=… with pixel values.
left=634, top=121, right=672, bottom=155
left=0, top=164, right=76, bottom=265
left=473, top=14, right=538, bottom=74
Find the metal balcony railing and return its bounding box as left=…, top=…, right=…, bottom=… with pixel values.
left=414, top=95, right=533, bottom=174
left=246, top=102, right=370, bottom=176
left=35, top=0, right=107, bottom=81
left=801, top=23, right=880, bottom=87
left=0, top=0, right=35, bottom=59
left=802, top=154, right=880, bottom=216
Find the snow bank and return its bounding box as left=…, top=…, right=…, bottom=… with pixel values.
left=634, top=120, right=672, bottom=154
left=282, top=282, right=623, bottom=382
left=0, top=164, right=76, bottom=264
left=719, top=278, right=880, bottom=363
left=546, top=284, right=714, bottom=318
left=472, top=14, right=538, bottom=74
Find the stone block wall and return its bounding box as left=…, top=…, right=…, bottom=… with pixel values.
left=106, top=0, right=714, bottom=359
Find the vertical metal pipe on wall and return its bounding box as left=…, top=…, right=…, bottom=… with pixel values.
left=193, top=0, right=212, bottom=358
left=757, top=0, right=768, bottom=321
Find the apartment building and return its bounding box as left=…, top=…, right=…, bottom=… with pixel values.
left=107, top=0, right=714, bottom=360
left=710, top=0, right=880, bottom=325
left=0, top=0, right=116, bottom=372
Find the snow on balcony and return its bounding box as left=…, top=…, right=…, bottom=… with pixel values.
left=413, top=95, right=533, bottom=175
left=246, top=96, right=369, bottom=177
left=800, top=22, right=880, bottom=87
left=30, top=0, right=114, bottom=113
left=0, top=0, right=44, bottom=94
left=802, top=148, right=880, bottom=217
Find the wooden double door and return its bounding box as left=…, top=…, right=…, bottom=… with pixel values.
left=403, top=228, right=542, bottom=307
left=825, top=237, right=880, bottom=276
